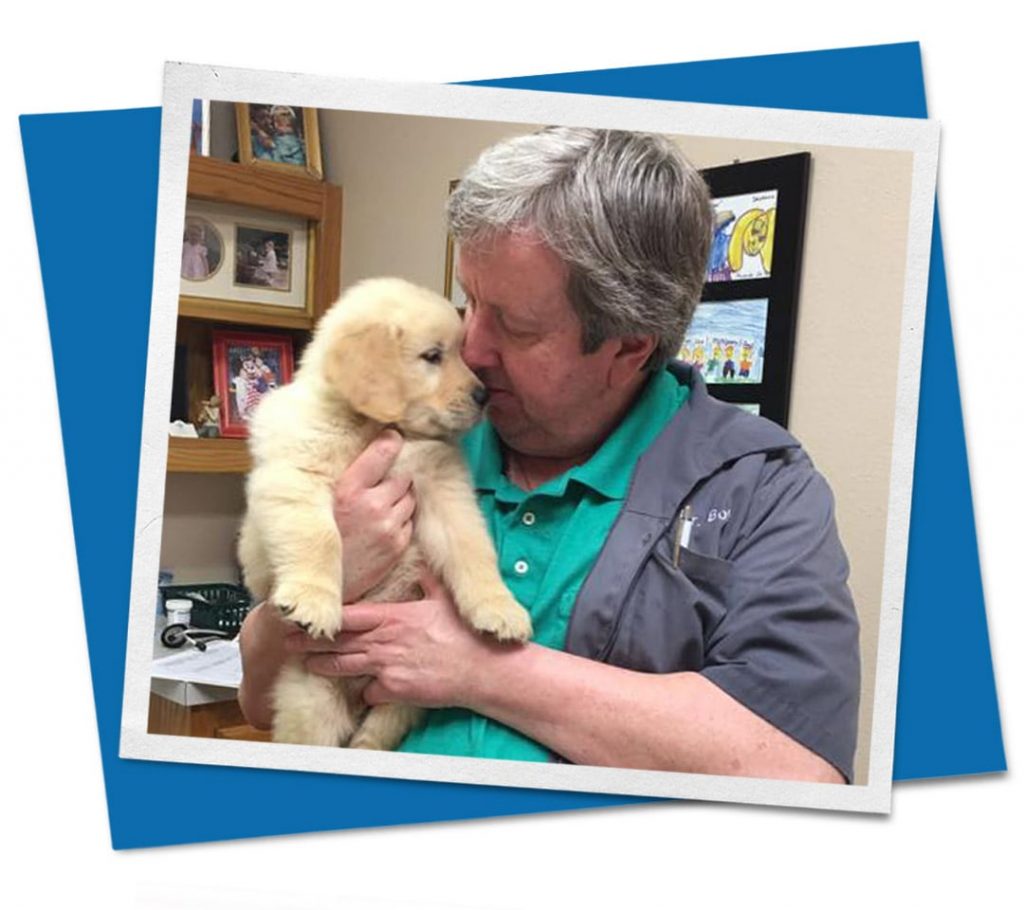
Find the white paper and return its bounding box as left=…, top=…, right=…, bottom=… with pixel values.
left=150, top=639, right=242, bottom=688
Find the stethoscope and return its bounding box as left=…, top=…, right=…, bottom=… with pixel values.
left=160, top=623, right=234, bottom=652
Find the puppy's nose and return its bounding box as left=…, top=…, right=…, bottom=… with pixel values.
left=472, top=386, right=490, bottom=407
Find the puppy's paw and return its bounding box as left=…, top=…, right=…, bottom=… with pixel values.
left=465, top=594, right=533, bottom=643
left=272, top=582, right=342, bottom=639
left=348, top=731, right=387, bottom=751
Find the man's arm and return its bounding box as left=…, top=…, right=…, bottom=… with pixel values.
left=237, top=601, right=290, bottom=730
left=464, top=640, right=844, bottom=781
left=300, top=574, right=843, bottom=782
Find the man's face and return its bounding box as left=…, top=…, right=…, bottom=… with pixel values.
left=457, top=232, right=631, bottom=458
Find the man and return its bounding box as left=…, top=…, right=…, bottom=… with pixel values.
left=238, top=127, right=860, bottom=783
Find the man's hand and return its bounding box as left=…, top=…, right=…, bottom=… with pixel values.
left=334, top=429, right=416, bottom=603
left=285, top=571, right=507, bottom=708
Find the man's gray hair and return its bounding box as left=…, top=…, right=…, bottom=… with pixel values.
left=447, top=127, right=713, bottom=371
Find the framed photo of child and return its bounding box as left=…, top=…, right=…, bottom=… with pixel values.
left=234, top=227, right=292, bottom=292
left=211, top=330, right=295, bottom=437
left=180, top=216, right=223, bottom=282
left=179, top=198, right=312, bottom=320
left=235, top=102, right=323, bottom=180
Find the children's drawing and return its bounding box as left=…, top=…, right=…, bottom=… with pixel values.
left=705, top=190, right=778, bottom=282
left=680, top=298, right=768, bottom=385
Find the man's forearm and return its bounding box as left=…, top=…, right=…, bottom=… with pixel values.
left=464, top=642, right=843, bottom=782
left=237, top=602, right=290, bottom=730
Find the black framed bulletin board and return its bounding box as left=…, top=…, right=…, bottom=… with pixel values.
left=689, top=152, right=810, bottom=427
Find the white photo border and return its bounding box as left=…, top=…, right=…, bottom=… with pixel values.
left=120, top=61, right=941, bottom=815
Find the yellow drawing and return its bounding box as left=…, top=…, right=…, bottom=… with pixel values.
left=727, top=206, right=777, bottom=274
left=762, top=208, right=775, bottom=272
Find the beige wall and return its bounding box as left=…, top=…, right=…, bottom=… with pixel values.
left=160, top=473, right=246, bottom=585
left=167, top=109, right=916, bottom=785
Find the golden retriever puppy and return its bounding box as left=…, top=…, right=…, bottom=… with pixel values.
left=237, top=277, right=532, bottom=749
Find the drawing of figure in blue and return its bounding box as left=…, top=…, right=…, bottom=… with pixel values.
left=707, top=209, right=736, bottom=282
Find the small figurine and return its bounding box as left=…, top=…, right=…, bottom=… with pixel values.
left=197, top=395, right=222, bottom=438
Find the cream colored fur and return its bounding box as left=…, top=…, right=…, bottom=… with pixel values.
left=237, top=277, right=532, bottom=749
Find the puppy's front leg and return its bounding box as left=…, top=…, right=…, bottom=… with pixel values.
left=349, top=703, right=424, bottom=751
left=415, top=461, right=532, bottom=643
left=273, top=661, right=358, bottom=746
left=247, top=465, right=344, bottom=639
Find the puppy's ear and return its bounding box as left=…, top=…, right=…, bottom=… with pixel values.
left=322, top=322, right=407, bottom=424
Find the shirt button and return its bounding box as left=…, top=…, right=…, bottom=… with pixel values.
left=514, top=560, right=529, bottom=575
left=522, top=512, right=536, bottom=526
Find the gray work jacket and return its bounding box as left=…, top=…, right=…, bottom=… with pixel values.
left=565, top=363, right=861, bottom=782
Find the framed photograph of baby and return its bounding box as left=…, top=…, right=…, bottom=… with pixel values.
left=211, top=330, right=295, bottom=437
left=180, top=198, right=312, bottom=319
left=180, top=216, right=223, bottom=282
left=236, top=102, right=323, bottom=180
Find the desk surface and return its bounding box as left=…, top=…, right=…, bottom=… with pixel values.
left=151, top=617, right=241, bottom=707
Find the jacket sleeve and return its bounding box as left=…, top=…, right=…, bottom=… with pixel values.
left=700, top=448, right=861, bottom=782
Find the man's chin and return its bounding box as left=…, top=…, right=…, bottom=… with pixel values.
left=483, top=394, right=524, bottom=437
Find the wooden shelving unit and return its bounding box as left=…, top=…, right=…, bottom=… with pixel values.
left=171, top=155, right=342, bottom=475
left=167, top=437, right=252, bottom=474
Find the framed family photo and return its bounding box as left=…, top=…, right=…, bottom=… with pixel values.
left=235, top=102, right=323, bottom=180
left=442, top=179, right=468, bottom=309
left=211, top=330, right=295, bottom=437
left=179, top=197, right=312, bottom=322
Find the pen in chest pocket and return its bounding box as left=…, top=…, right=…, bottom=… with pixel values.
left=672, top=504, right=695, bottom=566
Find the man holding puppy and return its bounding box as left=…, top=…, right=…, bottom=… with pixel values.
left=239, top=127, right=860, bottom=783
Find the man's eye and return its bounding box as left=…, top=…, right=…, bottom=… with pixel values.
left=420, top=348, right=443, bottom=365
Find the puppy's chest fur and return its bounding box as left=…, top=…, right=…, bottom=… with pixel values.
left=250, top=382, right=470, bottom=603
left=361, top=438, right=465, bottom=604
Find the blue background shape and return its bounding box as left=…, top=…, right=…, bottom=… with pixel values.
left=19, top=41, right=1003, bottom=849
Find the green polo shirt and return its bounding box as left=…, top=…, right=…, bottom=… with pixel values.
left=397, top=367, right=690, bottom=760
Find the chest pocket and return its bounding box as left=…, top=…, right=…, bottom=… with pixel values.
left=606, top=532, right=733, bottom=674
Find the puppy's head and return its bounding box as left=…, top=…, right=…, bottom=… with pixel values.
left=316, top=278, right=486, bottom=436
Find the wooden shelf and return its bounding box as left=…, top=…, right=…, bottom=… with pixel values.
left=167, top=437, right=251, bottom=474
left=169, top=157, right=341, bottom=475
left=178, top=296, right=317, bottom=331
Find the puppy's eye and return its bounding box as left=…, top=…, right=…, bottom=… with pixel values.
left=420, top=347, right=443, bottom=365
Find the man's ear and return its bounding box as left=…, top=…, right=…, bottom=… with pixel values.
left=322, top=322, right=407, bottom=423
left=607, top=335, right=658, bottom=387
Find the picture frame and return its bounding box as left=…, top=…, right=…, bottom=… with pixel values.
left=233, top=224, right=293, bottom=293
left=693, top=153, right=811, bottom=427
left=178, top=155, right=342, bottom=331
left=211, top=329, right=295, bottom=438
left=190, top=99, right=210, bottom=156
left=442, top=179, right=467, bottom=309
left=235, top=102, right=323, bottom=180
left=181, top=198, right=309, bottom=316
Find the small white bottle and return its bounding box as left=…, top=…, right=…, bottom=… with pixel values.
left=165, top=598, right=193, bottom=627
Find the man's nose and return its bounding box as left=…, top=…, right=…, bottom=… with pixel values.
left=461, top=305, right=499, bottom=370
